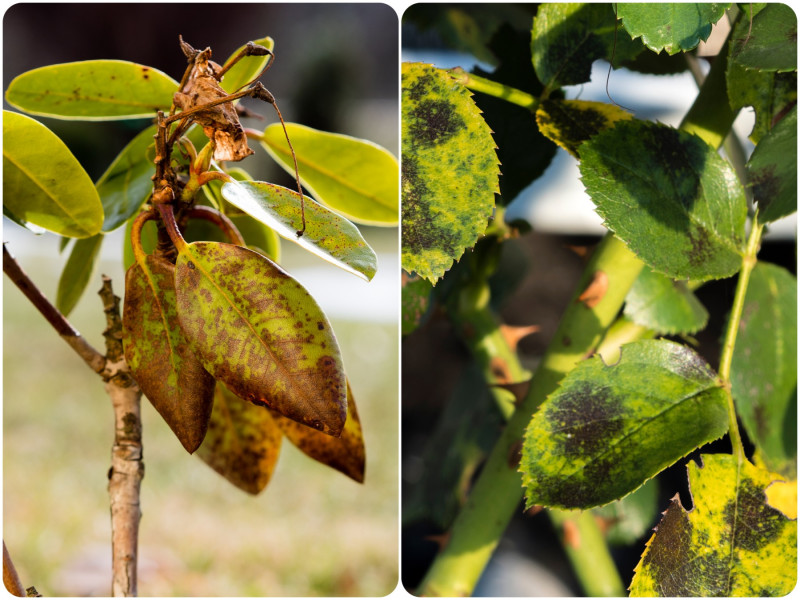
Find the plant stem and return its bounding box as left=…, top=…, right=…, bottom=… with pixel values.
left=418, top=235, right=641, bottom=596
left=448, top=68, right=539, bottom=111
left=717, top=216, right=764, bottom=462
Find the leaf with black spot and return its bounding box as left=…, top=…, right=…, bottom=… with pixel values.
left=630, top=454, right=797, bottom=596
left=520, top=339, right=729, bottom=509
left=579, top=120, right=747, bottom=281
left=536, top=99, right=633, bottom=159
left=401, top=63, right=499, bottom=282
left=729, top=3, right=797, bottom=73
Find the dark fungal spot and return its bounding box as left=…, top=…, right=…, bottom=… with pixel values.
left=317, top=322, right=324, bottom=330
left=404, top=72, right=436, bottom=103
left=750, top=164, right=780, bottom=210
left=549, top=382, right=625, bottom=457
left=725, top=476, right=790, bottom=553
left=408, top=98, right=464, bottom=147
left=686, top=225, right=714, bottom=269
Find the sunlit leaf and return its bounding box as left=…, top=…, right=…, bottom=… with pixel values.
left=220, top=180, right=376, bottom=281
left=579, top=120, right=747, bottom=281
left=624, top=266, right=708, bottom=335
left=122, top=254, right=215, bottom=453
left=5, top=60, right=177, bottom=120
left=617, top=3, right=729, bottom=55
left=3, top=205, right=46, bottom=235
left=174, top=241, right=347, bottom=436
left=402, top=63, right=499, bottom=282
left=197, top=382, right=282, bottom=494
left=259, top=123, right=399, bottom=225
left=218, top=37, right=275, bottom=95
left=3, top=111, right=103, bottom=237
left=521, top=340, right=729, bottom=509
left=731, top=262, right=797, bottom=478
left=630, top=455, right=796, bottom=596
left=747, top=105, right=797, bottom=224
left=729, top=3, right=797, bottom=72
left=270, top=380, right=365, bottom=483
left=536, top=99, right=633, bottom=159
left=56, top=233, right=103, bottom=317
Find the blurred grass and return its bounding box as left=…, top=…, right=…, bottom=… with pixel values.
left=3, top=228, right=398, bottom=596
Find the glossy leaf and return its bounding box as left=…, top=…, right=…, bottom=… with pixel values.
left=3, top=205, right=46, bottom=235
left=617, top=3, right=728, bottom=55
left=624, top=267, right=708, bottom=335
left=402, top=63, right=499, bottom=282
left=592, top=477, right=659, bottom=546
left=3, top=111, right=103, bottom=237
left=401, top=273, right=433, bottom=335
left=196, top=382, right=282, bottom=494
left=122, top=254, right=215, bottom=453
left=174, top=242, right=347, bottom=436
left=731, top=262, right=797, bottom=478
left=729, top=4, right=797, bottom=73
left=536, top=99, right=633, bottom=159
left=532, top=3, right=643, bottom=90
left=221, top=180, right=375, bottom=281
left=218, top=37, right=275, bottom=95
left=5, top=60, right=177, bottom=120
left=579, top=120, right=747, bottom=281
left=747, top=105, right=797, bottom=224
left=259, top=123, right=399, bottom=225
left=270, top=380, right=365, bottom=483
left=520, top=339, right=729, bottom=509
left=630, top=454, right=797, bottom=596
left=56, top=234, right=103, bottom=317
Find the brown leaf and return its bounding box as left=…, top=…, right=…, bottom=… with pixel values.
left=122, top=255, right=215, bottom=453
left=196, top=383, right=282, bottom=494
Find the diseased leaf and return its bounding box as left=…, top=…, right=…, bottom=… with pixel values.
left=218, top=37, right=275, bottom=96
left=592, top=477, right=660, bottom=546
left=401, top=63, right=499, bottom=282
left=259, top=123, right=399, bottom=225
left=630, top=455, right=797, bottom=596
left=197, top=382, right=282, bottom=494
left=729, top=4, right=797, bottom=73
left=270, top=380, right=365, bottom=483
left=174, top=242, right=347, bottom=436
left=536, top=99, right=633, bottom=159
left=532, top=3, right=643, bottom=90
left=221, top=180, right=376, bottom=281
left=5, top=60, right=177, bottom=120
left=184, top=210, right=281, bottom=263
left=579, top=120, right=747, bottom=281
left=731, top=262, right=797, bottom=478
left=747, top=105, right=797, bottom=224
left=521, top=339, right=729, bottom=509
left=617, top=3, right=729, bottom=55
left=122, top=254, right=215, bottom=453
left=56, top=233, right=104, bottom=317
left=3, top=111, right=103, bottom=238
left=765, top=479, right=797, bottom=519
left=402, top=272, right=433, bottom=336
left=624, top=267, right=708, bottom=335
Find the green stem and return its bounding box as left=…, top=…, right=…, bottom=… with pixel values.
left=718, top=215, right=764, bottom=462
left=448, top=68, right=539, bottom=111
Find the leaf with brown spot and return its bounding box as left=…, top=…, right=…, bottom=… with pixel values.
left=122, top=254, right=215, bottom=453
left=196, top=382, right=282, bottom=494
left=269, top=380, right=365, bottom=483
left=174, top=241, right=347, bottom=437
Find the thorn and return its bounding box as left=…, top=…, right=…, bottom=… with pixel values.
left=577, top=270, right=609, bottom=309
left=424, top=531, right=451, bottom=551
left=492, top=379, right=532, bottom=407
left=499, top=324, right=540, bottom=351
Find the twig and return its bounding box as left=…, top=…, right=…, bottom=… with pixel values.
left=99, top=277, right=144, bottom=597
left=3, top=541, right=26, bottom=597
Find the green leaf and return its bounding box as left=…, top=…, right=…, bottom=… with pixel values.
left=259, top=123, right=399, bottom=226
left=3, top=111, right=103, bottom=238
left=220, top=180, right=375, bottom=281
left=520, top=339, right=729, bottom=509
left=122, top=254, right=215, bottom=453
left=269, top=380, right=365, bottom=483
left=56, top=233, right=104, bottom=317
left=747, top=105, right=797, bottom=224
left=5, top=60, right=177, bottom=120
left=536, top=99, right=633, bottom=159
left=624, top=267, right=708, bottom=335
left=617, top=3, right=729, bottom=55
left=197, top=382, right=282, bottom=494
left=532, top=3, right=643, bottom=90
left=630, top=454, right=797, bottom=596
left=218, top=37, right=275, bottom=95
left=401, top=63, right=499, bottom=282
left=174, top=241, right=347, bottom=437
left=402, top=272, right=433, bottom=336
left=579, top=120, right=747, bottom=281
left=729, top=4, right=797, bottom=72
left=731, top=262, right=797, bottom=478
left=3, top=205, right=46, bottom=235
left=592, top=477, right=659, bottom=546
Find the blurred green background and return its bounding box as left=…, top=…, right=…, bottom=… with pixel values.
left=3, top=3, right=398, bottom=596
